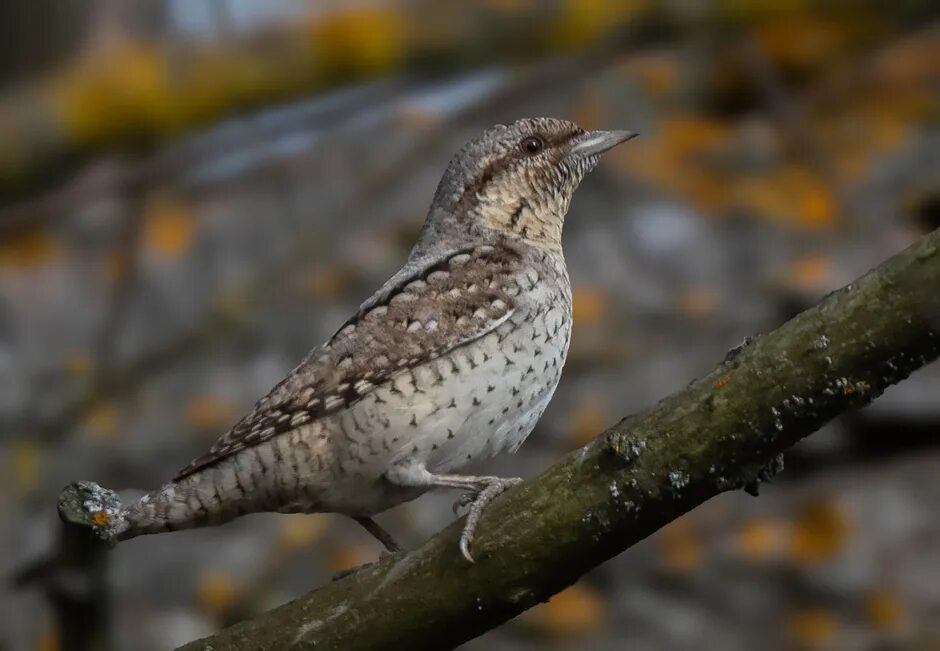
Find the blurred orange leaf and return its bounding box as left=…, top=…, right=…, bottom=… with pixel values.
left=328, top=544, right=374, bottom=573
left=303, top=265, right=354, bottom=300
left=789, top=498, right=849, bottom=565
left=35, top=627, right=59, bottom=651
left=734, top=167, right=837, bottom=229
left=196, top=571, right=239, bottom=615
left=623, top=52, right=680, bottom=97
left=185, top=394, right=235, bottom=432
left=279, top=514, right=327, bottom=551
left=63, top=350, right=94, bottom=378
left=523, top=583, right=606, bottom=638
left=566, top=398, right=608, bottom=448
left=756, top=17, right=847, bottom=72
left=608, top=115, right=732, bottom=213
left=658, top=519, right=703, bottom=572
left=737, top=517, right=783, bottom=561
left=785, top=256, right=832, bottom=293
left=864, top=590, right=905, bottom=633
left=788, top=608, right=839, bottom=646
left=0, top=231, right=59, bottom=270
left=144, top=196, right=196, bottom=259
left=83, top=401, right=118, bottom=440
left=571, top=287, right=608, bottom=326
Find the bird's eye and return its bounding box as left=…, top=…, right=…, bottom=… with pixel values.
left=520, top=136, right=544, bottom=155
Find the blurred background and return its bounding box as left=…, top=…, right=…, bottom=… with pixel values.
left=1, top=1, right=939, bottom=650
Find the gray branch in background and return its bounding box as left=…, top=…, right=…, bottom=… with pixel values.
left=57, top=227, right=940, bottom=650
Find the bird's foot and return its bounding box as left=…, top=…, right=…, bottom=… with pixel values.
left=455, top=477, right=522, bottom=563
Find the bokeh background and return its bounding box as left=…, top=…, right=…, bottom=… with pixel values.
left=1, top=2, right=939, bottom=650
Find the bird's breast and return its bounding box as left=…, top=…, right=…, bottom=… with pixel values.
left=339, top=272, right=571, bottom=475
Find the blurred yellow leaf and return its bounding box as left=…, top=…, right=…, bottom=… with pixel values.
left=84, top=402, right=118, bottom=440
left=864, top=590, right=905, bottom=633
left=185, top=394, right=235, bottom=432
left=789, top=498, right=849, bottom=565
left=788, top=608, right=839, bottom=646
left=144, top=196, right=196, bottom=259
left=12, top=440, right=43, bottom=495
left=195, top=571, right=238, bottom=615
left=552, top=0, right=643, bottom=49
left=52, top=43, right=176, bottom=143
left=524, top=583, right=606, bottom=638
left=63, top=350, right=94, bottom=378
left=279, top=514, right=327, bottom=550
left=658, top=519, right=703, bottom=572
left=0, top=231, right=59, bottom=270
left=304, top=265, right=354, bottom=300
left=310, top=8, right=406, bottom=77
left=566, top=398, right=607, bottom=448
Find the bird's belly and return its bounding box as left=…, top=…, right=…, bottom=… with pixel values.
left=354, top=316, right=567, bottom=467
left=314, top=301, right=570, bottom=514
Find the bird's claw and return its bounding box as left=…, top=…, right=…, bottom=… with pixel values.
left=452, top=492, right=475, bottom=515
left=457, top=477, right=522, bottom=563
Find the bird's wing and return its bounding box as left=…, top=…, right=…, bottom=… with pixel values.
left=174, top=242, right=523, bottom=479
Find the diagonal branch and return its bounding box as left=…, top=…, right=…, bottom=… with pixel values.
left=58, top=227, right=940, bottom=650
left=174, top=227, right=940, bottom=650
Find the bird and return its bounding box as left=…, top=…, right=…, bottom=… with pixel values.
left=80, top=117, right=637, bottom=562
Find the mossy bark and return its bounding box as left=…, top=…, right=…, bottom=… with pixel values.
left=172, top=230, right=940, bottom=650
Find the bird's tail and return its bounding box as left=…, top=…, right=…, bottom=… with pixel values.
left=118, top=480, right=209, bottom=540
left=121, top=463, right=274, bottom=539
left=75, top=465, right=262, bottom=542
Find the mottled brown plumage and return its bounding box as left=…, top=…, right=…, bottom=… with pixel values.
left=176, top=244, right=522, bottom=479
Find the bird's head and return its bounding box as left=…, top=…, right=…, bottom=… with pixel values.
left=424, top=117, right=636, bottom=252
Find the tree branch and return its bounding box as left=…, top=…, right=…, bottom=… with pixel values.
left=47, top=228, right=938, bottom=649
left=11, top=483, right=122, bottom=651
left=167, top=227, right=940, bottom=650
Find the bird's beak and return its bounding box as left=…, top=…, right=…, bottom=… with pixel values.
left=569, top=129, right=638, bottom=158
